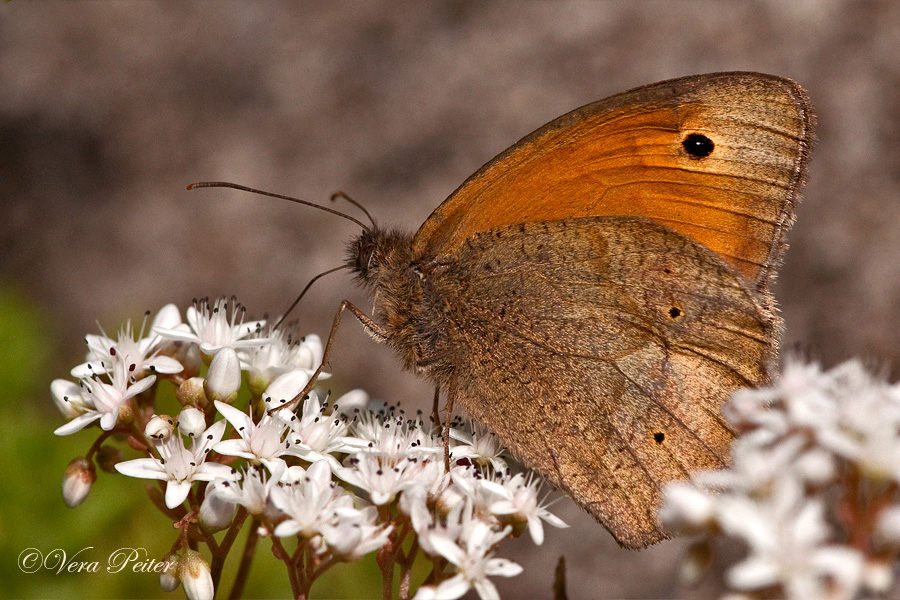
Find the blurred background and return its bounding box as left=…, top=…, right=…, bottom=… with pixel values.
left=2, top=1, right=899, bottom=598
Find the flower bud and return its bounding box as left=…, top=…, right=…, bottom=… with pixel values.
left=62, top=456, right=96, bottom=508
left=246, top=367, right=275, bottom=399
left=334, top=389, right=369, bottom=417
left=293, top=334, right=323, bottom=370
left=152, top=303, right=182, bottom=330
left=262, top=368, right=311, bottom=412
left=180, top=550, right=214, bottom=600
left=204, top=348, right=241, bottom=405
left=199, top=482, right=237, bottom=531
left=145, top=414, right=176, bottom=441
left=177, top=377, right=208, bottom=408
left=178, top=407, right=207, bottom=438
left=159, top=553, right=180, bottom=592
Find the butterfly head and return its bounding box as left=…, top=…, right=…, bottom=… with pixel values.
left=346, top=227, right=416, bottom=289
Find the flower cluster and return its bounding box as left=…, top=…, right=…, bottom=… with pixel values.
left=661, top=359, right=900, bottom=599
left=51, top=298, right=566, bottom=600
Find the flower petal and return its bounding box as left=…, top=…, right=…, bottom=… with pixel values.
left=115, top=458, right=168, bottom=480
left=165, top=480, right=193, bottom=508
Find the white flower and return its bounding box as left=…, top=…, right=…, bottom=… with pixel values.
left=54, top=361, right=157, bottom=435
left=417, top=516, right=521, bottom=600
left=483, top=472, right=567, bottom=545
left=115, top=420, right=235, bottom=508
left=863, top=559, right=895, bottom=594
left=396, top=459, right=454, bottom=538
left=241, top=329, right=326, bottom=395
left=733, top=359, right=900, bottom=484
left=450, top=425, right=507, bottom=472
left=207, top=463, right=285, bottom=519
left=154, top=297, right=268, bottom=356
left=821, top=372, right=900, bottom=482
left=269, top=460, right=353, bottom=539
left=281, top=390, right=354, bottom=467
left=335, top=453, right=423, bottom=506
left=792, top=448, right=836, bottom=485
left=159, top=559, right=179, bottom=592
left=448, top=464, right=502, bottom=517
left=698, top=436, right=806, bottom=493
left=659, top=481, right=716, bottom=532
left=662, top=360, right=900, bottom=599
left=716, top=478, right=865, bottom=597
left=213, top=401, right=291, bottom=473
left=347, top=410, right=442, bottom=462
left=70, top=308, right=184, bottom=380
left=399, top=455, right=451, bottom=508
left=321, top=505, right=392, bottom=560
left=399, top=485, right=434, bottom=535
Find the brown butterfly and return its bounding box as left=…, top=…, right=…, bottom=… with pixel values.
left=198, top=71, right=814, bottom=548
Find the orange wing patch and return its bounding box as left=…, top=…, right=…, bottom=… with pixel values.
left=413, top=72, right=813, bottom=289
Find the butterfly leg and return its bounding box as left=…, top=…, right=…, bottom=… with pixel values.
left=431, top=385, right=442, bottom=434
left=441, top=376, right=459, bottom=471
left=429, top=385, right=452, bottom=471
left=267, top=300, right=388, bottom=415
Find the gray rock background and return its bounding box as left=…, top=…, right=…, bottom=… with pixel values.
left=3, top=1, right=899, bottom=598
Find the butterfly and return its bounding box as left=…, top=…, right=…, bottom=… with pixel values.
left=197, top=71, right=814, bottom=548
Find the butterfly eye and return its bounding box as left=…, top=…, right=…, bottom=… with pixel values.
left=681, top=133, right=715, bottom=158
left=357, top=239, right=377, bottom=273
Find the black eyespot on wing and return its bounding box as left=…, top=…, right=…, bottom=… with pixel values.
left=668, top=306, right=682, bottom=319
left=653, top=432, right=665, bottom=444
left=682, top=133, right=714, bottom=158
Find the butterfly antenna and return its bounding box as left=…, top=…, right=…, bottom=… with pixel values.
left=272, top=264, right=350, bottom=330
left=187, top=181, right=370, bottom=231
left=331, top=191, right=377, bottom=229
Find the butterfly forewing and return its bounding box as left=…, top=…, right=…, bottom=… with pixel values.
left=413, top=72, right=813, bottom=291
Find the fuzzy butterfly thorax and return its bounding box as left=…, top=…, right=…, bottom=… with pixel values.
left=347, top=227, right=459, bottom=383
